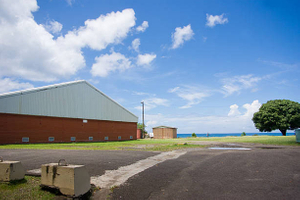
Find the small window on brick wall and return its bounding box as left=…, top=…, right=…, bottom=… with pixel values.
left=22, top=137, right=29, bottom=143
left=118, top=136, right=122, bottom=140
left=104, top=136, right=109, bottom=141
left=130, top=136, right=133, bottom=139
left=89, top=137, right=93, bottom=141
left=48, top=137, right=55, bottom=142
left=71, top=137, right=76, bottom=141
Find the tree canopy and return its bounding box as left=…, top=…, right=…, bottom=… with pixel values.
left=252, top=99, right=300, bottom=136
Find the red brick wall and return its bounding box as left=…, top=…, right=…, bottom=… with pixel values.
left=0, top=113, right=137, bottom=144
left=137, top=129, right=142, bottom=139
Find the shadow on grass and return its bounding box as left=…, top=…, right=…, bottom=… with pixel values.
left=6, top=178, right=27, bottom=186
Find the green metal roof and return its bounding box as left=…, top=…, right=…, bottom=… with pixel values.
left=152, top=126, right=177, bottom=129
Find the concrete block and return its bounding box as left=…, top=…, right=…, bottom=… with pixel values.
left=41, top=163, right=91, bottom=197
left=0, top=160, right=25, bottom=182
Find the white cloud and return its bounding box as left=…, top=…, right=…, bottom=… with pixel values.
left=0, top=78, right=33, bottom=93
left=43, top=20, right=63, bottom=34
left=132, top=91, right=153, bottom=96
left=91, top=51, right=132, bottom=77
left=66, top=0, right=74, bottom=6
left=137, top=53, right=157, bottom=66
left=206, top=14, right=228, bottom=27
left=203, top=36, right=207, bottom=42
left=144, top=100, right=261, bottom=133
left=168, top=87, right=180, bottom=93
left=0, top=0, right=39, bottom=22
left=228, top=104, right=241, bottom=117
left=136, top=21, right=149, bottom=32
left=131, top=38, right=140, bottom=52
left=258, top=59, right=297, bottom=70
left=169, top=85, right=210, bottom=109
left=60, top=9, right=136, bottom=51
left=171, top=24, right=194, bottom=49
left=0, top=0, right=136, bottom=82
left=221, top=74, right=262, bottom=96
left=136, top=97, right=169, bottom=111
left=243, top=100, right=261, bottom=117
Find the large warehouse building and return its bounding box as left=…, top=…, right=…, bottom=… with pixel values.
left=0, top=80, right=138, bottom=144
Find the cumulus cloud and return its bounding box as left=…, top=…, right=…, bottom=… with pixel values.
left=0, top=0, right=136, bottom=82
left=0, top=78, right=33, bottom=94
left=228, top=104, right=241, bottom=117
left=137, top=53, right=157, bottom=66
left=206, top=14, right=228, bottom=27
left=60, top=9, right=136, bottom=51
left=169, top=85, right=210, bottom=109
left=136, top=21, right=149, bottom=32
left=243, top=100, right=261, bottom=117
left=171, top=24, right=194, bottom=49
left=144, top=100, right=261, bottom=133
left=221, top=74, right=262, bottom=96
left=91, top=52, right=132, bottom=77
left=131, top=38, right=140, bottom=52
left=43, top=20, right=63, bottom=34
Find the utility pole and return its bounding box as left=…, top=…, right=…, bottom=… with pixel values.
left=141, top=101, right=145, bottom=139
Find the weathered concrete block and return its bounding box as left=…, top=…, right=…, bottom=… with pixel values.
left=0, top=161, right=25, bottom=182
left=41, top=163, right=91, bottom=197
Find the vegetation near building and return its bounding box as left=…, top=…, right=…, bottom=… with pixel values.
left=137, top=123, right=147, bottom=133
left=252, top=99, right=300, bottom=136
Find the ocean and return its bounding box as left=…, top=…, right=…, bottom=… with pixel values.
left=177, top=132, right=296, bottom=138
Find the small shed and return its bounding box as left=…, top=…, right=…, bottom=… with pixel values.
left=152, top=126, right=177, bottom=139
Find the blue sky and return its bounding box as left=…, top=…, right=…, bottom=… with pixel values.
left=0, top=0, right=299, bottom=133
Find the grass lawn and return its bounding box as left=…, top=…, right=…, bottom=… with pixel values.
left=0, top=176, right=55, bottom=200
left=0, top=136, right=298, bottom=151
left=185, top=135, right=299, bottom=146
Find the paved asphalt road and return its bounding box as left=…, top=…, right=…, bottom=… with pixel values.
left=111, top=147, right=300, bottom=200
left=1, top=146, right=300, bottom=200
left=0, top=149, right=158, bottom=176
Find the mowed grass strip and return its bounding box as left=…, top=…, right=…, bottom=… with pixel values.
left=0, top=176, right=55, bottom=200
left=0, top=139, right=205, bottom=151
left=185, top=135, right=299, bottom=146
left=0, top=136, right=298, bottom=151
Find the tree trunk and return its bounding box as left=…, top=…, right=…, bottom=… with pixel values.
left=279, top=129, right=287, bottom=136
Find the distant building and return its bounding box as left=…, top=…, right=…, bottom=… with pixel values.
left=152, top=126, right=177, bottom=139
left=0, top=80, right=138, bottom=144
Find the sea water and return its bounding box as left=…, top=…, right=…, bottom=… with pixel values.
left=177, top=132, right=295, bottom=138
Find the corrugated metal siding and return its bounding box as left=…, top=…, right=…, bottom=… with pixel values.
left=0, top=81, right=138, bottom=123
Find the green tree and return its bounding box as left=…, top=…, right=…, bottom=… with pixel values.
left=252, top=99, right=300, bottom=136
left=192, top=133, right=197, bottom=137
left=241, top=132, right=246, bottom=136
left=137, top=123, right=147, bottom=133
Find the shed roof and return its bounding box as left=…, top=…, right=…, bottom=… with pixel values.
left=152, top=126, right=177, bottom=129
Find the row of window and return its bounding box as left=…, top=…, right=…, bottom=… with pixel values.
left=22, top=136, right=134, bottom=142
